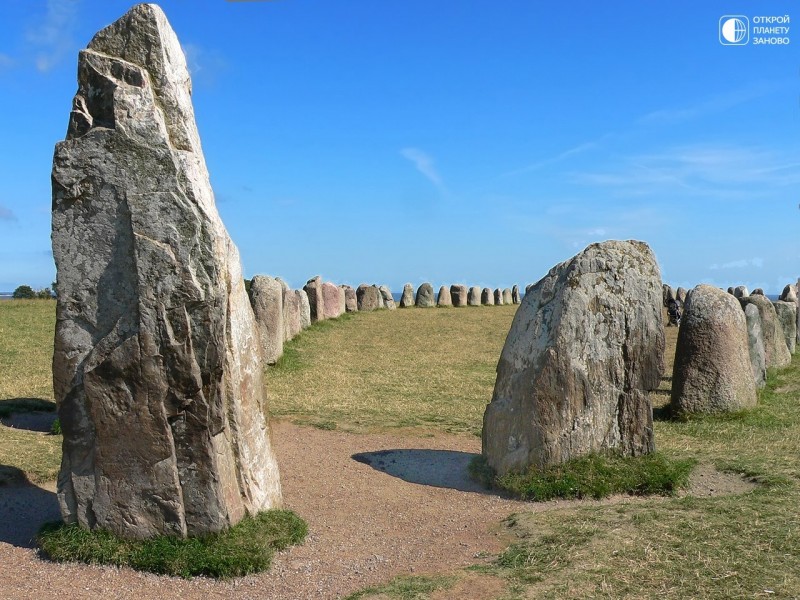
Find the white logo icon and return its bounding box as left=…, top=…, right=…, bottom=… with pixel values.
left=720, top=16, right=749, bottom=45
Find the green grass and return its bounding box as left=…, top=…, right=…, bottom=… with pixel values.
left=267, top=305, right=518, bottom=435
left=37, top=510, right=308, bottom=579
left=344, top=575, right=457, bottom=600
left=470, top=452, right=696, bottom=501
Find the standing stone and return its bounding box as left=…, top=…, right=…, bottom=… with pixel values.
left=451, top=284, right=468, bottom=307
left=282, top=286, right=301, bottom=341
left=321, top=281, right=344, bottom=320
left=415, top=283, right=435, bottom=308
left=744, top=304, right=767, bottom=389
left=379, top=285, right=396, bottom=310
left=482, top=240, right=664, bottom=475
left=249, top=275, right=284, bottom=365
left=502, top=288, right=513, bottom=305
left=773, top=301, right=797, bottom=354
left=752, top=288, right=765, bottom=296
left=494, top=288, right=503, bottom=305
left=304, top=276, right=325, bottom=323
left=525, top=283, right=534, bottom=295
left=663, top=284, right=675, bottom=306
left=727, top=286, right=735, bottom=295
left=671, top=285, right=758, bottom=415
left=734, top=285, right=749, bottom=299
left=297, top=289, right=311, bottom=330
left=780, top=284, right=798, bottom=303
left=341, top=285, right=357, bottom=313
left=739, top=295, right=791, bottom=369
left=481, top=287, right=494, bottom=306
left=399, top=283, right=415, bottom=308
left=468, top=286, right=482, bottom=306
left=675, top=287, right=687, bottom=304
left=50, top=4, right=281, bottom=539
left=357, top=284, right=382, bottom=311
left=437, top=285, right=452, bottom=307
left=511, top=285, right=521, bottom=304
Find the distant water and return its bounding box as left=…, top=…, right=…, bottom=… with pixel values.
left=0, top=293, right=12, bottom=301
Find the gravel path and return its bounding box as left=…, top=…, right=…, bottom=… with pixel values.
left=0, top=421, right=755, bottom=599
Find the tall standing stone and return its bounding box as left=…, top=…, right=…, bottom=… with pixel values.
left=467, top=286, right=482, bottom=306
left=744, top=303, right=767, bottom=389
left=481, top=287, right=494, bottom=306
left=482, top=241, right=664, bottom=475
left=357, top=284, right=382, bottom=311
left=379, top=285, right=396, bottom=310
left=675, top=287, right=687, bottom=304
left=511, top=285, right=521, bottom=304
left=249, top=275, right=284, bottom=364
left=282, top=286, right=301, bottom=341
left=341, top=285, right=357, bottom=312
left=437, top=285, right=452, bottom=307
left=297, top=289, right=311, bottom=330
left=663, top=284, right=675, bottom=306
left=739, top=295, right=791, bottom=369
left=734, top=285, right=749, bottom=299
left=450, top=284, right=468, bottom=307
left=773, top=300, right=797, bottom=354
left=321, top=281, right=344, bottom=319
left=502, top=288, right=513, bottom=305
left=415, top=283, right=435, bottom=308
left=51, top=4, right=281, bottom=539
left=494, top=288, right=503, bottom=305
left=304, top=276, right=324, bottom=323
left=781, top=283, right=798, bottom=303
left=399, top=283, right=415, bottom=308
left=671, top=285, right=757, bottom=414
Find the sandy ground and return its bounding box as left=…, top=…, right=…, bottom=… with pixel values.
left=0, top=420, right=755, bottom=600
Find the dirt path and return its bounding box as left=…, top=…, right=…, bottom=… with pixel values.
left=0, top=421, right=755, bottom=600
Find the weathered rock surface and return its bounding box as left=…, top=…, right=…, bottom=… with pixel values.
left=734, top=285, right=749, bottom=299
left=739, top=295, right=791, bottom=369
left=494, top=288, right=503, bottom=305
left=341, top=285, right=357, bottom=313
left=482, top=240, right=663, bottom=475
left=744, top=303, right=767, bottom=389
left=671, top=285, right=757, bottom=414
left=773, top=300, right=797, bottom=354
left=437, top=286, right=452, bottom=307
left=357, top=284, right=382, bottom=311
left=282, top=286, right=301, bottom=341
left=481, top=287, right=494, bottom=305
left=468, top=286, right=481, bottom=306
left=727, top=286, right=734, bottom=295
left=399, top=283, right=415, bottom=308
left=780, top=284, right=797, bottom=303
left=663, top=284, right=675, bottom=306
left=451, top=285, right=468, bottom=307
left=502, top=288, right=513, bottom=305
left=511, top=285, right=521, bottom=304
left=249, top=275, right=284, bottom=364
left=379, top=285, right=396, bottom=310
left=415, top=283, right=434, bottom=308
left=322, top=282, right=344, bottom=320
left=51, top=4, right=281, bottom=539
left=297, top=289, right=311, bottom=330
left=675, top=287, right=687, bottom=304
left=304, top=276, right=324, bottom=323
left=752, top=288, right=765, bottom=296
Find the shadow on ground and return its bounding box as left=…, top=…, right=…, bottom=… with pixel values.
left=0, top=410, right=58, bottom=433
left=352, top=449, right=491, bottom=494
left=0, top=466, right=60, bottom=548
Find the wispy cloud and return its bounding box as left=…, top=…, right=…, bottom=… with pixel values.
left=0, top=54, right=13, bottom=71
left=182, top=42, right=227, bottom=86
left=709, top=257, right=764, bottom=270
left=0, top=204, right=17, bottom=222
left=639, top=82, right=786, bottom=125
left=504, top=141, right=601, bottom=176
left=401, top=148, right=447, bottom=194
left=27, top=0, right=79, bottom=73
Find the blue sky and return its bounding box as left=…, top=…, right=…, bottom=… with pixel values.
left=0, top=1, right=797, bottom=293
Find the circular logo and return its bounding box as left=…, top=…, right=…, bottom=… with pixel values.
left=721, top=17, right=747, bottom=43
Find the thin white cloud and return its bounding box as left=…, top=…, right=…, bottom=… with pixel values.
left=181, top=42, right=227, bottom=86
left=27, top=0, right=79, bottom=73
left=0, top=204, right=17, bottom=221
left=709, top=258, right=764, bottom=270
left=400, top=148, right=447, bottom=194
left=504, top=141, right=600, bottom=176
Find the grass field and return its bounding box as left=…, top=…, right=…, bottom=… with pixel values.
left=2, top=300, right=800, bottom=597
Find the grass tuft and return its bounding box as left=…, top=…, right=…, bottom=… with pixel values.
left=37, top=509, right=307, bottom=579
left=471, top=453, right=695, bottom=501
left=344, top=574, right=457, bottom=600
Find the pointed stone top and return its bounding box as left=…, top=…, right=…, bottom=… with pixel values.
left=85, top=3, right=198, bottom=152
